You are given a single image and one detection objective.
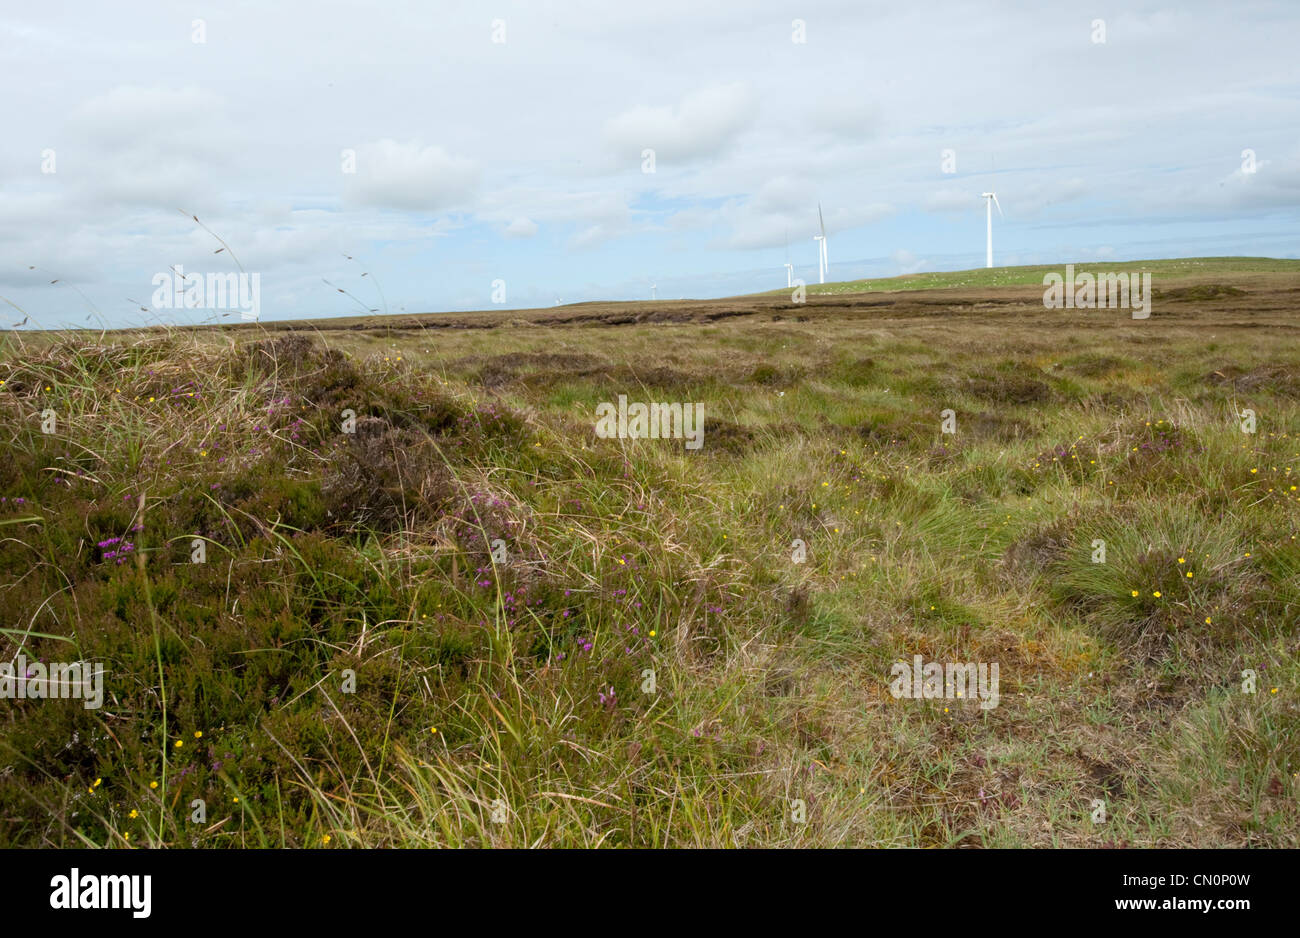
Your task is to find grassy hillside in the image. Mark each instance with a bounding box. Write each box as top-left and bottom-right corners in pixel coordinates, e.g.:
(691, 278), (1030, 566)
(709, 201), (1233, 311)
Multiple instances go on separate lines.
(0, 259), (1297, 847)
(757, 256), (1300, 297)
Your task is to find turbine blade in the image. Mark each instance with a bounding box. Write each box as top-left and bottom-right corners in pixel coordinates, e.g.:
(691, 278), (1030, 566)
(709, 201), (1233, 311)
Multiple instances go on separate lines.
(818, 203), (826, 239)
(993, 194), (1004, 217)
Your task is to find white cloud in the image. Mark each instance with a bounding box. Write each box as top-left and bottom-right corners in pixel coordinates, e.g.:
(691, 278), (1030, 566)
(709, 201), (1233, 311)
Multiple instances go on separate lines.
(64, 85), (241, 208)
(603, 82), (757, 163)
(711, 179), (894, 250)
(805, 97), (880, 139)
(344, 139), (479, 212)
(924, 188), (981, 215)
(504, 216), (539, 238)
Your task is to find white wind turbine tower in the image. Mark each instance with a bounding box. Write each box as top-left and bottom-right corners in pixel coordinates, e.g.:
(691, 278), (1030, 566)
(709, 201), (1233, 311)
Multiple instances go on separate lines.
(783, 263), (793, 288)
(981, 192), (1003, 268)
(813, 203), (828, 284)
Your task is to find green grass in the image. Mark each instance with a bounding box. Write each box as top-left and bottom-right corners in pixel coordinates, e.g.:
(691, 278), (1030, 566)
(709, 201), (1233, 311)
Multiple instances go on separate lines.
(754, 256), (1300, 297)
(0, 261), (1297, 847)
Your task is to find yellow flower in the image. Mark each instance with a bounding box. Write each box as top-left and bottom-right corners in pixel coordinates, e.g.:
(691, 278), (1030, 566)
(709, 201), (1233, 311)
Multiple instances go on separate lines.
(149, 781), (158, 789)
(322, 835), (332, 845)
(1131, 590), (1139, 597)
(174, 740), (183, 748)
(194, 730), (202, 738)
(93, 778), (102, 788)
(430, 727), (438, 734)
(649, 630), (656, 637)
(1185, 571), (1193, 578)
(129, 809), (138, 819)
(1204, 617), (1212, 625)
(1153, 591), (1162, 598)
(1177, 557), (1185, 564)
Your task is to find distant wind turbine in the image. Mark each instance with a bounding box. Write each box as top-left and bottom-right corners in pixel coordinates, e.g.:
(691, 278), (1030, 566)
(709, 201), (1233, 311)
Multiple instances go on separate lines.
(813, 203), (828, 284)
(783, 263), (793, 288)
(982, 192), (1003, 268)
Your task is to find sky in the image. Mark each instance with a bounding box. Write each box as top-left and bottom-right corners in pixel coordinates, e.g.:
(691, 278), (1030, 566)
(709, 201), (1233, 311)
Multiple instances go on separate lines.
(1, 0), (1298, 328)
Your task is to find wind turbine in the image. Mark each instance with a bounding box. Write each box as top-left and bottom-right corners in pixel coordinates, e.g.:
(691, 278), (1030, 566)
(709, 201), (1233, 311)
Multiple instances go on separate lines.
(783, 263), (793, 288)
(813, 204), (828, 284)
(651, 282), (657, 301)
(981, 192), (1003, 268)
